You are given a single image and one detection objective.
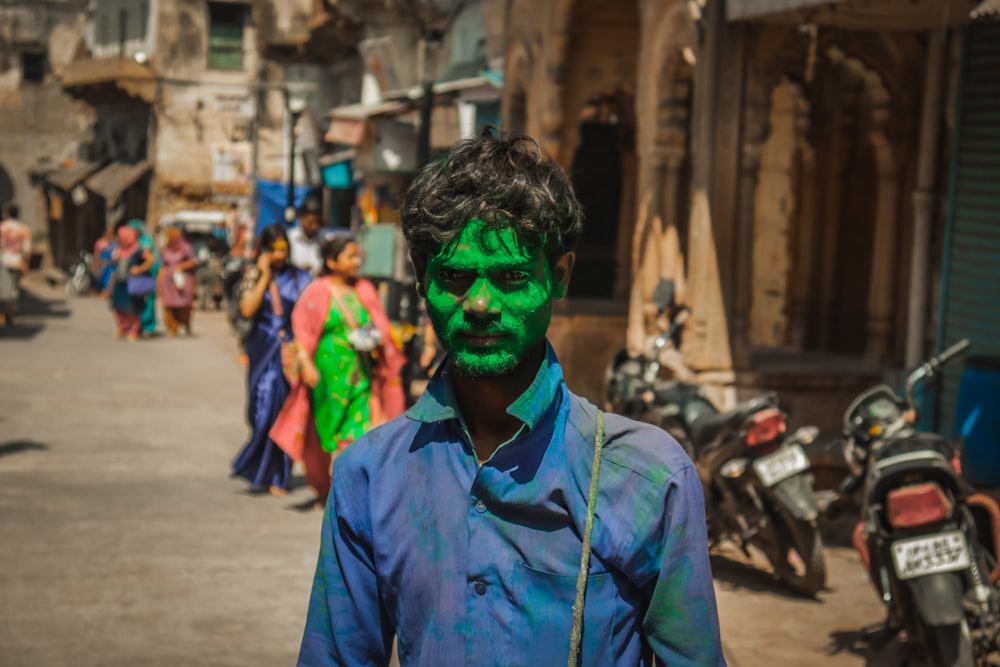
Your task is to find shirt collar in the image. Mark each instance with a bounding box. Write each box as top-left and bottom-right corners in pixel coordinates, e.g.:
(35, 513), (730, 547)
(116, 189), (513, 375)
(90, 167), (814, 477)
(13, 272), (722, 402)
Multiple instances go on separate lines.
(406, 341), (564, 432)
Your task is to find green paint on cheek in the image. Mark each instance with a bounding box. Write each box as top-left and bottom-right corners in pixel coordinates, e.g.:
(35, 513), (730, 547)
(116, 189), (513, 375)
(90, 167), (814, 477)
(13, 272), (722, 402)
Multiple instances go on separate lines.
(424, 219), (555, 378)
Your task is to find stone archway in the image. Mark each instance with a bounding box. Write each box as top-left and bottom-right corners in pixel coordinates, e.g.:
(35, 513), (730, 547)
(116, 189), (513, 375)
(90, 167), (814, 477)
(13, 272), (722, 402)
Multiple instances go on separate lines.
(627, 0), (697, 355)
(824, 47), (898, 365)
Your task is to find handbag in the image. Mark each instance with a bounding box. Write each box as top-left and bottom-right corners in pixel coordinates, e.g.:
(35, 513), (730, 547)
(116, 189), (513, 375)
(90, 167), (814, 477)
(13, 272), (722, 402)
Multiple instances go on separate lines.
(568, 409), (606, 667)
(330, 288), (382, 362)
(126, 273), (156, 297)
(268, 280), (303, 385)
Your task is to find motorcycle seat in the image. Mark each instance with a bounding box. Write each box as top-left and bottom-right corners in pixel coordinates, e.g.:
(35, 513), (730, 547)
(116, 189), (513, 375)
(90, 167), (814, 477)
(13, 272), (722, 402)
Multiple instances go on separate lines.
(689, 395), (776, 448)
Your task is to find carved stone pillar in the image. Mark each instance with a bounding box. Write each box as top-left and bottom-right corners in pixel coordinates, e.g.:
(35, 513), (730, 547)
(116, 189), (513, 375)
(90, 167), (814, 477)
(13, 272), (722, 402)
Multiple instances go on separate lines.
(732, 145), (760, 368)
(788, 150), (816, 350)
(865, 138), (901, 367)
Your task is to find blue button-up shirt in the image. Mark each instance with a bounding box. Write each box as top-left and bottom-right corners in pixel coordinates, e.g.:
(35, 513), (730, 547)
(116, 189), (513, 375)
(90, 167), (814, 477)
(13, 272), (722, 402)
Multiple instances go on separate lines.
(298, 344), (725, 666)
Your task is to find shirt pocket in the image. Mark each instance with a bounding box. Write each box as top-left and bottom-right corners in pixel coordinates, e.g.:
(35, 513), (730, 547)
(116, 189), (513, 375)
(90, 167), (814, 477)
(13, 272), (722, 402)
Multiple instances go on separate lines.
(508, 561), (615, 667)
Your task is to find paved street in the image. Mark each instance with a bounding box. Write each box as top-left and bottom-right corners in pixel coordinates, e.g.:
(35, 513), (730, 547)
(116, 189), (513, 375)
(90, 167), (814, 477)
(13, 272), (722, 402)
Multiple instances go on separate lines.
(0, 278), (323, 667)
(1, 277), (901, 666)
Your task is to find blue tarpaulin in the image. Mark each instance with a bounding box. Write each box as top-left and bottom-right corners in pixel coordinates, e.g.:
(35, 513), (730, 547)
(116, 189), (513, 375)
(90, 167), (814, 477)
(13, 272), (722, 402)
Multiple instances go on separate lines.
(256, 179), (313, 234)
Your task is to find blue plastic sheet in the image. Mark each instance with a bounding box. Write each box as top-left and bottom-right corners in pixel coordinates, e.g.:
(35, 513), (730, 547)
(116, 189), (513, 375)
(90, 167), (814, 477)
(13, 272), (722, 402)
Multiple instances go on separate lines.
(256, 179), (313, 234)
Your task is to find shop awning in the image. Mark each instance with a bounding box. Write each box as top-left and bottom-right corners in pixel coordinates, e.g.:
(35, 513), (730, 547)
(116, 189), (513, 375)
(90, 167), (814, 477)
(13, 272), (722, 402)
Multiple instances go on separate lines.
(326, 100), (409, 145)
(727, 0), (975, 28)
(32, 161), (102, 192)
(59, 57), (156, 104)
(85, 161), (152, 203)
(727, 0), (839, 20)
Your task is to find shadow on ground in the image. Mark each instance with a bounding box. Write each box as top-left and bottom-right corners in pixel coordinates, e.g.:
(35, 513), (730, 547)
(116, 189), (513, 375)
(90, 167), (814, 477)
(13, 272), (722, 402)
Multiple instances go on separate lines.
(0, 284), (71, 341)
(0, 440), (50, 458)
(709, 551), (822, 601)
(826, 627), (919, 667)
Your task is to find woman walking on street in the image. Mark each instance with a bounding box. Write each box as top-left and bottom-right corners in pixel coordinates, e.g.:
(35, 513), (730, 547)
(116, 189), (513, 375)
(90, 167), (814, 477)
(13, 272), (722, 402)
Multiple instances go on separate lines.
(159, 226), (197, 336)
(108, 223), (155, 341)
(271, 234), (405, 506)
(128, 219), (159, 338)
(232, 224), (312, 496)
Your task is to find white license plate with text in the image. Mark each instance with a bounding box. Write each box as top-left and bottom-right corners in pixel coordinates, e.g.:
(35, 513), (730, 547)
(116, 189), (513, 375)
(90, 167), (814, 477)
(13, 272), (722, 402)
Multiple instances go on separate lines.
(890, 531), (970, 580)
(753, 444), (810, 487)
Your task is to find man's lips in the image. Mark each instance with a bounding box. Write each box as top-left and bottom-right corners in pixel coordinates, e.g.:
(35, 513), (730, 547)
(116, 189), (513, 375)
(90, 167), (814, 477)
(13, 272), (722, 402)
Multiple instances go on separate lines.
(459, 331), (507, 345)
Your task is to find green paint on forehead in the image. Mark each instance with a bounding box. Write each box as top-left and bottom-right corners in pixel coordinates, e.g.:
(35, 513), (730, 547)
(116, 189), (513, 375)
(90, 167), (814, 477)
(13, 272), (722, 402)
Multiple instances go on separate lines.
(431, 218), (535, 268)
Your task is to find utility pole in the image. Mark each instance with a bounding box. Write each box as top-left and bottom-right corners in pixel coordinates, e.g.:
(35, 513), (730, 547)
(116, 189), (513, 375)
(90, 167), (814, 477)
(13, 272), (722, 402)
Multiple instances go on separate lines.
(284, 90), (306, 224)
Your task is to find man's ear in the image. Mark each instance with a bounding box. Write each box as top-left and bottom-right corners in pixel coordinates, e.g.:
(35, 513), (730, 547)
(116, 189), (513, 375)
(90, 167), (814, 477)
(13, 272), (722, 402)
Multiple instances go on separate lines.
(552, 252), (575, 300)
(410, 251), (428, 298)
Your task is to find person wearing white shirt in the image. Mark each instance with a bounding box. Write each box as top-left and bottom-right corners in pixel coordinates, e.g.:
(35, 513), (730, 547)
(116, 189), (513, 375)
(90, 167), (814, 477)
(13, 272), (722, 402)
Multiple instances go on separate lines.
(288, 194), (324, 275)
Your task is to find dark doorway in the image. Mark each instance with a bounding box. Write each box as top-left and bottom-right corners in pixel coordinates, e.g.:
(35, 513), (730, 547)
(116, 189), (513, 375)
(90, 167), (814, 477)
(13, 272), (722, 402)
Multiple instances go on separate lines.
(570, 99), (623, 299)
(0, 163), (15, 211)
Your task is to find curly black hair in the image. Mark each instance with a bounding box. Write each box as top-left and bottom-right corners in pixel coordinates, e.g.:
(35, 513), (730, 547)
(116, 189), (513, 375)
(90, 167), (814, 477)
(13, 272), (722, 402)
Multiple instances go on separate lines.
(400, 128), (584, 264)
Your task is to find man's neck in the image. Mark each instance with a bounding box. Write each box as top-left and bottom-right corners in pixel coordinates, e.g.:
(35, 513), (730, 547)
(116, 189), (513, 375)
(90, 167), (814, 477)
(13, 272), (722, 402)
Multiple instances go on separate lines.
(452, 344), (545, 463)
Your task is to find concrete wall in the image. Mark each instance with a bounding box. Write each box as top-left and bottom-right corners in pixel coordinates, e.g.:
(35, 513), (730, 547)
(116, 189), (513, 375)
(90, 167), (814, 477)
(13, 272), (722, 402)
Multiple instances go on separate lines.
(148, 0), (361, 225)
(0, 2), (93, 242)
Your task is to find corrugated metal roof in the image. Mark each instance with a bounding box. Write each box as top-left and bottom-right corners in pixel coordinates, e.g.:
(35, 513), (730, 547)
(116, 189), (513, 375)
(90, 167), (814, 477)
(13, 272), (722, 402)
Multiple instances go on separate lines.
(84, 161), (152, 203)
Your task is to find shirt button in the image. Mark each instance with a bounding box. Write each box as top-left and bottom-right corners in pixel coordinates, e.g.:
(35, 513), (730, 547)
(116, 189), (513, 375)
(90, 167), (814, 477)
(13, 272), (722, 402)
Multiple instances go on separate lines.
(475, 499), (487, 514)
(474, 581), (487, 596)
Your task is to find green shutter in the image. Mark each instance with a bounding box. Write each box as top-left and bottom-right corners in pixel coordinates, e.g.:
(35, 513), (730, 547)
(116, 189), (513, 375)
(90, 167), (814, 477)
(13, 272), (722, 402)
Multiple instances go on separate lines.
(937, 22), (1000, 437)
(208, 4), (244, 70)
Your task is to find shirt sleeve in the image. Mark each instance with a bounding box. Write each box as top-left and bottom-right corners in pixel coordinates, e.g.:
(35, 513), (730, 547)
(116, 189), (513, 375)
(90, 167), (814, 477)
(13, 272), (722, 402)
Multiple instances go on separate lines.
(631, 465), (727, 667)
(297, 463), (394, 667)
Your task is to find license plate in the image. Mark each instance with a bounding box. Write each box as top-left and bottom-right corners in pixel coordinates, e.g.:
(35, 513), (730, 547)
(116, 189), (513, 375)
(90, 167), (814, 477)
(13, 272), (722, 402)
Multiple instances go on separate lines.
(753, 444), (810, 487)
(890, 531), (970, 580)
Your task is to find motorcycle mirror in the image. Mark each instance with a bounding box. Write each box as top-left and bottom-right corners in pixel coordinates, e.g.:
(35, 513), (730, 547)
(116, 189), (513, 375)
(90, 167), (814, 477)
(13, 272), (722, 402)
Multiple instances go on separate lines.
(651, 280), (675, 310)
(791, 425), (819, 446)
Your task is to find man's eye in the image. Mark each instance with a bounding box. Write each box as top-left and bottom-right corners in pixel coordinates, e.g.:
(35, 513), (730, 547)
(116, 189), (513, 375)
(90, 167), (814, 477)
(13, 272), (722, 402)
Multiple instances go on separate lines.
(438, 269), (470, 283)
(498, 271), (529, 285)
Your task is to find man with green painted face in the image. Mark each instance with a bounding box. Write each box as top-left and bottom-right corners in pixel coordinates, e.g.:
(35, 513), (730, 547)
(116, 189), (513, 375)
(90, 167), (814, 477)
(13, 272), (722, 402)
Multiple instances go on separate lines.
(298, 130), (725, 666)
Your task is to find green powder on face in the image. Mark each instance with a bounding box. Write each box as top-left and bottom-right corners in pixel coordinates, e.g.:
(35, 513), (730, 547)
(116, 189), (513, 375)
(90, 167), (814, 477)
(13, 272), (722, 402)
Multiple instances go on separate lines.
(423, 219), (558, 379)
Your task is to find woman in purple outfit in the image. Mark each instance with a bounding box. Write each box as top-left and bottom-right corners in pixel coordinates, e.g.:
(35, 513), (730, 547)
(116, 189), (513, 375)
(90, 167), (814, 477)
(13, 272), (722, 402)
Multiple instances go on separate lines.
(159, 226), (198, 336)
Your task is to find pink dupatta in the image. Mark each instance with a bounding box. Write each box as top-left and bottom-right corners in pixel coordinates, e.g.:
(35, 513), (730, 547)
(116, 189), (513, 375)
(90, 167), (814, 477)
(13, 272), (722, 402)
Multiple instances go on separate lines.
(270, 277), (406, 460)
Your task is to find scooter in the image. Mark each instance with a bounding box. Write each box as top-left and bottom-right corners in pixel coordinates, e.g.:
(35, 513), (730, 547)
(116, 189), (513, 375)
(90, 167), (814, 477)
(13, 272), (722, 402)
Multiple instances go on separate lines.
(65, 250), (93, 297)
(604, 280), (827, 596)
(837, 339), (1000, 666)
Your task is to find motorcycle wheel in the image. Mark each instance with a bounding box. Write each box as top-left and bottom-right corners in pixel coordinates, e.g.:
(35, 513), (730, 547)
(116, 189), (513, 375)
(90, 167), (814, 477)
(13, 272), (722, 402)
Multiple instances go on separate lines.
(920, 618), (975, 667)
(769, 509), (827, 597)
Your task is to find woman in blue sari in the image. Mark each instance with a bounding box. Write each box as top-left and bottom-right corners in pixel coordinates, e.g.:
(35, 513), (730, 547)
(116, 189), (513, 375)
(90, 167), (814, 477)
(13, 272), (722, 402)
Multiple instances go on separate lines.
(232, 223), (312, 494)
(128, 219), (159, 337)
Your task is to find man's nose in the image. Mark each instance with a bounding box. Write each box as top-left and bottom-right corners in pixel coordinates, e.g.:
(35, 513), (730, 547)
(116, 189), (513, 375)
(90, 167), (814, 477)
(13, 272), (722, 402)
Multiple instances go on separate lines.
(464, 279), (499, 316)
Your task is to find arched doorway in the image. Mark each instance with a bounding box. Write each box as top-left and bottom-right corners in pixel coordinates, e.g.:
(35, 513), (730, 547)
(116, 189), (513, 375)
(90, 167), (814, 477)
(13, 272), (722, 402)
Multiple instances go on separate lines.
(570, 92), (634, 298)
(561, 0), (640, 299)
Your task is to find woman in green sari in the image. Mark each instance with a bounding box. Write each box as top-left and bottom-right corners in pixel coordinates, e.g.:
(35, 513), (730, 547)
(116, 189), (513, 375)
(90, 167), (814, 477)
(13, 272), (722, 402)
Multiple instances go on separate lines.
(128, 219), (159, 337)
(272, 234), (406, 505)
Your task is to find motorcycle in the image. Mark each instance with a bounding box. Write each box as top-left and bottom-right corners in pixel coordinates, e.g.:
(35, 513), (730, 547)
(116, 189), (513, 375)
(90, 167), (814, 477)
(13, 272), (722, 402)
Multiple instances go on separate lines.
(604, 280), (827, 596)
(65, 250), (93, 297)
(195, 244), (226, 311)
(837, 338), (1000, 666)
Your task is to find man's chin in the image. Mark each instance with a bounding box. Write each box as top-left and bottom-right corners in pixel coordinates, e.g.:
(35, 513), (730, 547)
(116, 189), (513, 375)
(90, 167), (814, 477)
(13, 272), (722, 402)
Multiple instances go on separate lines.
(450, 350), (519, 379)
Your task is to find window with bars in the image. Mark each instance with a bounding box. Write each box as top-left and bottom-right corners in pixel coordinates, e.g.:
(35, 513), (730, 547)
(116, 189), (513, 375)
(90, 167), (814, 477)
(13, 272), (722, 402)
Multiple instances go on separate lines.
(208, 3), (245, 70)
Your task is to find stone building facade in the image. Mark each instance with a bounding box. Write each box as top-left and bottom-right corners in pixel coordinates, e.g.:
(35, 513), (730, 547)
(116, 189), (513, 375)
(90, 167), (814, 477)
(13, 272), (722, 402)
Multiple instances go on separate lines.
(49, 0), (362, 245)
(0, 0), (93, 261)
(504, 0), (968, 434)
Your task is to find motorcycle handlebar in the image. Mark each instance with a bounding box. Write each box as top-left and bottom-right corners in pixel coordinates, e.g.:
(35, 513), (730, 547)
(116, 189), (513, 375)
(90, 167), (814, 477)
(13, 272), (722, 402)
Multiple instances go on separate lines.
(930, 338), (971, 372)
(904, 338), (971, 412)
